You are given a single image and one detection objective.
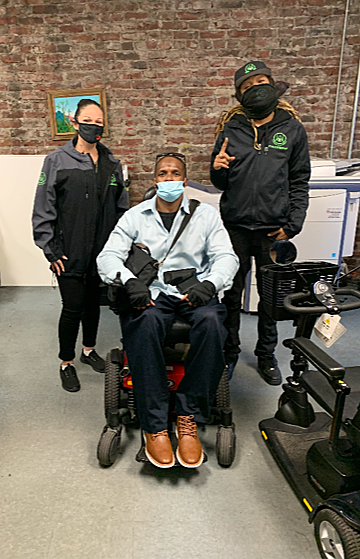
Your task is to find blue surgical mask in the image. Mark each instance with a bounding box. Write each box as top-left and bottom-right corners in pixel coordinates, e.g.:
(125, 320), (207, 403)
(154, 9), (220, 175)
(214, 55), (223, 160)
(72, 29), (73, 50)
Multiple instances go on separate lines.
(156, 181), (185, 202)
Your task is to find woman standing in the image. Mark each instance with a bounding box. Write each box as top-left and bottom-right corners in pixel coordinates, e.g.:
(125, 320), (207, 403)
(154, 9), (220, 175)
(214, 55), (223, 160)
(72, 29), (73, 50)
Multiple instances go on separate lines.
(210, 61), (310, 385)
(33, 99), (128, 392)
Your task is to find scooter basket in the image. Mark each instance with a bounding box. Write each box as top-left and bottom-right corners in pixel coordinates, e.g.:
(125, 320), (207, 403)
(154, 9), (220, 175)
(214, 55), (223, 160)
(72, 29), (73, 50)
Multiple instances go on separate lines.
(261, 261), (339, 320)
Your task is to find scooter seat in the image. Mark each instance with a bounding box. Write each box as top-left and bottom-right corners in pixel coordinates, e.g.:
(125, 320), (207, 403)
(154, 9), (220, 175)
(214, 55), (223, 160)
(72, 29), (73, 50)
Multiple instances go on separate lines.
(301, 366), (360, 419)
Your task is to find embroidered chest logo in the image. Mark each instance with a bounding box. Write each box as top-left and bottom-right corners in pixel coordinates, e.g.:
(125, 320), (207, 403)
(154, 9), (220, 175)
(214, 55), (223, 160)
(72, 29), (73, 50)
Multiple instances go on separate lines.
(269, 132), (288, 150)
(245, 63), (257, 73)
(109, 174), (117, 186)
(38, 172), (47, 185)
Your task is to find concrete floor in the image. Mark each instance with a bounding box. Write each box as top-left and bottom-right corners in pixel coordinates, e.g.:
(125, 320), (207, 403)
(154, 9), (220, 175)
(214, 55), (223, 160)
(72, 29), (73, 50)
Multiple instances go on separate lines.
(1, 287), (360, 559)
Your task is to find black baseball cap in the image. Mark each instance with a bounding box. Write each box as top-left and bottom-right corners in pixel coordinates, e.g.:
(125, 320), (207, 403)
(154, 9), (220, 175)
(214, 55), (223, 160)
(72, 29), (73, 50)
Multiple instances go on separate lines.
(234, 61), (272, 89)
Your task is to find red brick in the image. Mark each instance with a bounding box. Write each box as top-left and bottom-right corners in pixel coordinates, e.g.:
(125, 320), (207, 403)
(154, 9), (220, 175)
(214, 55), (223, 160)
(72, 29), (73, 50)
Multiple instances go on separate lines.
(124, 12), (148, 19)
(207, 78), (232, 87)
(60, 25), (84, 33)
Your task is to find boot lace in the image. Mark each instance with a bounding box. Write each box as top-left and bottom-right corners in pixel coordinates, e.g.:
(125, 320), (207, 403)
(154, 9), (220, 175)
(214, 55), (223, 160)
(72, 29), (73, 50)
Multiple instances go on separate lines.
(150, 430), (169, 441)
(178, 415), (197, 439)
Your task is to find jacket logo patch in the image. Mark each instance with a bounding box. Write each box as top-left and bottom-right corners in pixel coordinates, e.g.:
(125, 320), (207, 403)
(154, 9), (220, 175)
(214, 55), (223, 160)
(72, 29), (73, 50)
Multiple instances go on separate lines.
(110, 174), (117, 186)
(269, 132), (288, 150)
(38, 172), (47, 185)
(245, 63), (256, 73)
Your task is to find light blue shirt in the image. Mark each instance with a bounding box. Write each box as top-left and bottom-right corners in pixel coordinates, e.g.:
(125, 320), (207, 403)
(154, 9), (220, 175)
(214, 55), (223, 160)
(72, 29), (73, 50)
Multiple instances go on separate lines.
(97, 195), (239, 300)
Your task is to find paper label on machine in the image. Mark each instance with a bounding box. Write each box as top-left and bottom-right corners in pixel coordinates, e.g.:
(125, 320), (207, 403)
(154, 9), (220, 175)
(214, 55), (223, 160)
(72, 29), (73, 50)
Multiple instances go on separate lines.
(314, 313), (347, 348)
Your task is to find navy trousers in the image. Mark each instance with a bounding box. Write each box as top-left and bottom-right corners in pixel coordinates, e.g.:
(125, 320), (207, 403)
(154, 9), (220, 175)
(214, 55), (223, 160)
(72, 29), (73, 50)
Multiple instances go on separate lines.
(223, 228), (278, 359)
(120, 293), (228, 433)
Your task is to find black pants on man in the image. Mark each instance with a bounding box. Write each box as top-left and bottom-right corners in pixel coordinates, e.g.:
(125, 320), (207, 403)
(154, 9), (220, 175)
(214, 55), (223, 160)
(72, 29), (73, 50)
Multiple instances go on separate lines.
(120, 293), (227, 434)
(223, 228), (277, 359)
(57, 272), (101, 361)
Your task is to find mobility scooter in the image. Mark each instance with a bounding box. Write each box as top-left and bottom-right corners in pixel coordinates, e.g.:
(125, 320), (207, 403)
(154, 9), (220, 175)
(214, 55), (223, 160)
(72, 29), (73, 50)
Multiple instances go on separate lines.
(259, 241), (360, 558)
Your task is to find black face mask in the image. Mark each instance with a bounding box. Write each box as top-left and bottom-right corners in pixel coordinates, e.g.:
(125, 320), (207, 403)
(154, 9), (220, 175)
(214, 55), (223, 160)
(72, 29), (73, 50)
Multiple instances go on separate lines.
(239, 83), (278, 120)
(77, 123), (104, 144)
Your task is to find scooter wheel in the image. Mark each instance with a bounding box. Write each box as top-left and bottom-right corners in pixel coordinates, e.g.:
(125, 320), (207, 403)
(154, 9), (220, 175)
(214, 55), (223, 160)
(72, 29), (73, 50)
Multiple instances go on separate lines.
(216, 425), (236, 468)
(314, 508), (360, 559)
(97, 429), (121, 467)
(104, 351), (122, 419)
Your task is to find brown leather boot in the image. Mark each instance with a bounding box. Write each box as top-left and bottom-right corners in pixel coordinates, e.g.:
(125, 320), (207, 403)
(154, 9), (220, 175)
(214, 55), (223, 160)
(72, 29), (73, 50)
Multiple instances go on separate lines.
(144, 430), (175, 468)
(176, 415), (204, 468)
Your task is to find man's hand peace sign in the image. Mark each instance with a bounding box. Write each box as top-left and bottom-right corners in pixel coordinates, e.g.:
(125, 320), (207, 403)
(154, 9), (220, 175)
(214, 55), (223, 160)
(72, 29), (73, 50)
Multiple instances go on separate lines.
(213, 137), (235, 170)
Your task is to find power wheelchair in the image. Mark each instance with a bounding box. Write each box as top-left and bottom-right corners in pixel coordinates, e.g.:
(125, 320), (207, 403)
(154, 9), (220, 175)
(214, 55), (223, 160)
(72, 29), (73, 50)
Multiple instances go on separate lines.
(97, 186), (236, 469)
(259, 241), (360, 559)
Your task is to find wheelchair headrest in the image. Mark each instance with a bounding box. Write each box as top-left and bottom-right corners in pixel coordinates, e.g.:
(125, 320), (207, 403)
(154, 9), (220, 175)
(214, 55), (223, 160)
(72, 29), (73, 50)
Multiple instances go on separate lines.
(143, 186), (157, 201)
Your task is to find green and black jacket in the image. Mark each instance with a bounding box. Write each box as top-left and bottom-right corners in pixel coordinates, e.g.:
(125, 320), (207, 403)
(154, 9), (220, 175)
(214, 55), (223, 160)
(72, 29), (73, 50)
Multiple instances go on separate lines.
(210, 109), (310, 239)
(32, 139), (129, 276)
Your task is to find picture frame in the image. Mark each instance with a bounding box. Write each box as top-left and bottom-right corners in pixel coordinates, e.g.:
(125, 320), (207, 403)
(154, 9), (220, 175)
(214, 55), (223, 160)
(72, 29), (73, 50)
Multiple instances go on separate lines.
(46, 87), (109, 140)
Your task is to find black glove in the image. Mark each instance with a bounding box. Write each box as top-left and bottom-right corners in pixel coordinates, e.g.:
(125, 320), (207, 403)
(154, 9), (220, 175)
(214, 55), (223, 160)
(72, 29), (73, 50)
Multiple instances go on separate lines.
(125, 278), (152, 308)
(185, 280), (216, 307)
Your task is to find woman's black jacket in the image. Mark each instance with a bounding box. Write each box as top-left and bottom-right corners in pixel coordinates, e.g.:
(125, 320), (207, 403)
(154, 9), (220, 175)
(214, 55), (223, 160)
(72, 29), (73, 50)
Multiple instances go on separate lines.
(32, 139), (129, 276)
(210, 109), (310, 239)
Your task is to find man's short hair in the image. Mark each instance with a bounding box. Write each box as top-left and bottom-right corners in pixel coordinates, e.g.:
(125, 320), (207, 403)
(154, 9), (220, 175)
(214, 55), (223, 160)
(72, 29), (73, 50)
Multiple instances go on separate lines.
(155, 152), (187, 175)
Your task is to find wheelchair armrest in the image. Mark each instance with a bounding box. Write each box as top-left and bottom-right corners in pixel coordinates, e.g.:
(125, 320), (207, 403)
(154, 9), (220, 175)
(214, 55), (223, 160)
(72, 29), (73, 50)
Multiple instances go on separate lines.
(290, 337), (345, 382)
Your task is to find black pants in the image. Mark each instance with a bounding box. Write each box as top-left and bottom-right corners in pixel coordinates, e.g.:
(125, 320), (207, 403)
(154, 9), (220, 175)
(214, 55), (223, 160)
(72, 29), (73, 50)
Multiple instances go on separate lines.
(57, 273), (101, 361)
(223, 228), (277, 358)
(120, 293), (227, 433)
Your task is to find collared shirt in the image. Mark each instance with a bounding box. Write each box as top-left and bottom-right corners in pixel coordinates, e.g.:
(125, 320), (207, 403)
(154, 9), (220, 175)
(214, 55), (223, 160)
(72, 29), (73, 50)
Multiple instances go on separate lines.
(97, 194), (239, 300)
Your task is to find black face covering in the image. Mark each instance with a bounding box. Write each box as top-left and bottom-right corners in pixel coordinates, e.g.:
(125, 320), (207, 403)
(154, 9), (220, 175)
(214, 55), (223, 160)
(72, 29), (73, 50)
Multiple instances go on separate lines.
(240, 83), (278, 120)
(77, 123), (104, 144)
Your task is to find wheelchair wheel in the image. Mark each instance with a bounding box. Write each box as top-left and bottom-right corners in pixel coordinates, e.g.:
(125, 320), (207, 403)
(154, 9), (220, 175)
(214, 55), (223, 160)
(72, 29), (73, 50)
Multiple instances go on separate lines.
(216, 424), (236, 468)
(104, 351), (122, 420)
(97, 428), (121, 467)
(314, 508), (360, 559)
(215, 369), (230, 409)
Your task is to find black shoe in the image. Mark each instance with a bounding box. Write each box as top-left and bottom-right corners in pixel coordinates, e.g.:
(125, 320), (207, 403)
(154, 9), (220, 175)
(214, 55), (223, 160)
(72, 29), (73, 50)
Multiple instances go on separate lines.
(60, 364), (80, 392)
(80, 349), (105, 373)
(257, 355), (282, 386)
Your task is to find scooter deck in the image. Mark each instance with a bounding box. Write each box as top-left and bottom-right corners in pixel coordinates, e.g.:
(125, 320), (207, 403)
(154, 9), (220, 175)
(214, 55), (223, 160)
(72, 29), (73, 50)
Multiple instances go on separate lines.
(259, 412), (334, 517)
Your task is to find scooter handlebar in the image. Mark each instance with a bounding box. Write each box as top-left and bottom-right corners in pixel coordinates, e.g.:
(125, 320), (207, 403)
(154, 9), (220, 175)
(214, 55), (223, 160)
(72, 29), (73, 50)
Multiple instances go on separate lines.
(283, 287), (360, 315)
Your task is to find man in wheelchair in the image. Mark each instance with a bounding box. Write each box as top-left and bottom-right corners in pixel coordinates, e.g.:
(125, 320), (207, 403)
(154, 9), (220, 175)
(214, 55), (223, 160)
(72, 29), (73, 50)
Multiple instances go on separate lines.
(97, 153), (239, 469)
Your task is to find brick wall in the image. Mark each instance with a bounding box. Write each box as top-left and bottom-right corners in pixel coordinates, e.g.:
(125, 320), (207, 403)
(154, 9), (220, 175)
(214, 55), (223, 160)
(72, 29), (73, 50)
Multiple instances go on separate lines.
(1, 0), (360, 258)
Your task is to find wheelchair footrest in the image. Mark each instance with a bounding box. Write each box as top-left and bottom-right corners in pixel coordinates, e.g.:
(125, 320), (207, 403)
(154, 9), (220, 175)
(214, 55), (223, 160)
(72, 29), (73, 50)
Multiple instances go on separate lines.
(135, 431), (208, 466)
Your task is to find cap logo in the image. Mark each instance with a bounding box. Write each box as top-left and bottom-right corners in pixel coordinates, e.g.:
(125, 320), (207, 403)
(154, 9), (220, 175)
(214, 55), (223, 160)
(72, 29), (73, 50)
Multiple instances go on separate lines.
(245, 63), (257, 73)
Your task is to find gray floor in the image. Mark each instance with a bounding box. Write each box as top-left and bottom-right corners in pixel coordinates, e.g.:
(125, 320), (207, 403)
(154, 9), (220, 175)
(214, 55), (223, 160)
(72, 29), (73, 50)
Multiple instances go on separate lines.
(1, 287), (360, 559)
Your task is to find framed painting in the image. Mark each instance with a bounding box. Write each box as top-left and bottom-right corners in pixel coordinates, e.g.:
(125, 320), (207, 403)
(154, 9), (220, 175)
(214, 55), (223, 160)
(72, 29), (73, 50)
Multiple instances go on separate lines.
(47, 87), (108, 140)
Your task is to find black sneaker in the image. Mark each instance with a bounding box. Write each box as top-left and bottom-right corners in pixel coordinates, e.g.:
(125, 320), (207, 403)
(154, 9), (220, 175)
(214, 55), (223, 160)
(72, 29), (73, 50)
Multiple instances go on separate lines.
(60, 364), (80, 392)
(80, 349), (105, 373)
(257, 355), (282, 386)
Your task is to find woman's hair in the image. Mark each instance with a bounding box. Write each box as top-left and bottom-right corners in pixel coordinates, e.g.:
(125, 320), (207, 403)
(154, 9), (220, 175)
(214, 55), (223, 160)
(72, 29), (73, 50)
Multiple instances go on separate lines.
(216, 79), (299, 149)
(74, 98), (103, 122)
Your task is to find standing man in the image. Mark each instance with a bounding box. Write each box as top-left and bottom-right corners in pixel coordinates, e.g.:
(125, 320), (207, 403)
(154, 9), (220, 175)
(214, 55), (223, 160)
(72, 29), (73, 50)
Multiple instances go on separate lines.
(210, 60), (310, 385)
(97, 153), (238, 469)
